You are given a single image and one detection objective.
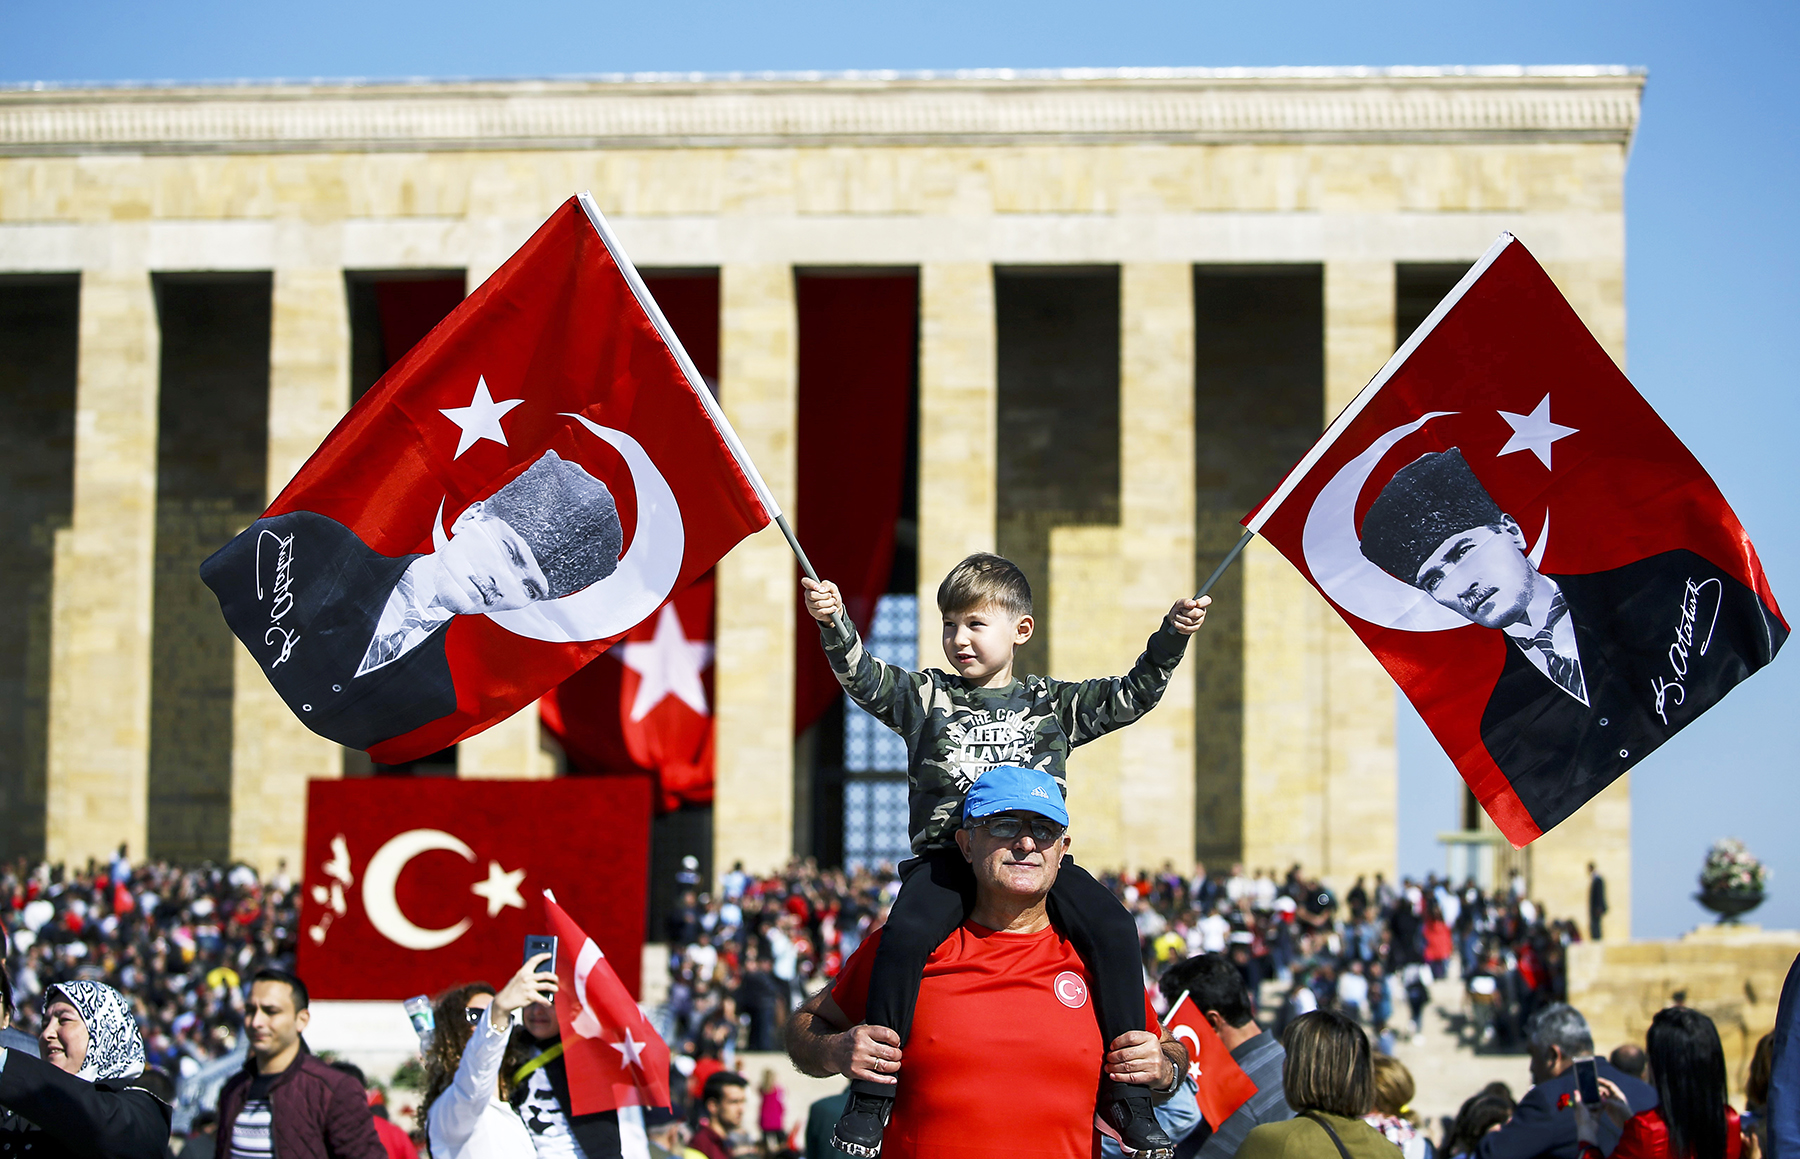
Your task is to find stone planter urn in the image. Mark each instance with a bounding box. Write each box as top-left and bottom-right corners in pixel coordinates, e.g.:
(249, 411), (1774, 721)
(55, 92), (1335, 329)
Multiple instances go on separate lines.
(1696, 890), (1765, 924)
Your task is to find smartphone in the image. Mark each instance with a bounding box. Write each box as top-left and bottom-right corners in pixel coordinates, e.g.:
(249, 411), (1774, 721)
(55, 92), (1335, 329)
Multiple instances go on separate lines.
(1574, 1057), (1601, 1106)
(524, 934), (558, 970)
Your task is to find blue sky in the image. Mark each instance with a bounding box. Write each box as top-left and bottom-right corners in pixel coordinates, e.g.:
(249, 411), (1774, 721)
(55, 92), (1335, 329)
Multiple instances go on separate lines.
(8, 1), (1796, 939)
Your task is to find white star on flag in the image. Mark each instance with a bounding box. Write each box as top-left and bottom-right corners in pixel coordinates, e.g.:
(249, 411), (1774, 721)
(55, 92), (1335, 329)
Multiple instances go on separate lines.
(440, 376), (525, 459)
(617, 604), (714, 722)
(470, 860), (527, 917)
(611, 1028), (646, 1070)
(1497, 394), (1578, 470)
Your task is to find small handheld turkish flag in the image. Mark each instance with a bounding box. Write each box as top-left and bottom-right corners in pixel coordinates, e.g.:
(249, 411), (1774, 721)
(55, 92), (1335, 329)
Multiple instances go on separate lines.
(543, 891), (672, 1115)
(1246, 234), (1786, 845)
(201, 194), (774, 763)
(1164, 992), (1257, 1128)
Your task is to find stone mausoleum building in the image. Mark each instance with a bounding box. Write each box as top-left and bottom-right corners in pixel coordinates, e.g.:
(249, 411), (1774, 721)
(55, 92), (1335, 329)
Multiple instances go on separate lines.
(0, 66), (1642, 934)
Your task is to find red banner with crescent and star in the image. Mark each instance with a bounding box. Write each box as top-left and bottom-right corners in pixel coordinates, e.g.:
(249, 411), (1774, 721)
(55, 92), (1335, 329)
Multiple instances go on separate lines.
(295, 777), (650, 1001)
(1245, 235), (1786, 846)
(201, 195), (772, 764)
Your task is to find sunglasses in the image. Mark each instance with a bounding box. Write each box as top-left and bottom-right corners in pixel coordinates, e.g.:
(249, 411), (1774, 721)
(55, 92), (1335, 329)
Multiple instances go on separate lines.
(974, 817), (1065, 844)
(463, 1005), (487, 1025)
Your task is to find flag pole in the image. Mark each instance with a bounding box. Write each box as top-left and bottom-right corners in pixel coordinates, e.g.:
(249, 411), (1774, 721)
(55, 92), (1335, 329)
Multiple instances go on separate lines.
(575, 194), (816, 577)
(1196, 530), (1254, 600)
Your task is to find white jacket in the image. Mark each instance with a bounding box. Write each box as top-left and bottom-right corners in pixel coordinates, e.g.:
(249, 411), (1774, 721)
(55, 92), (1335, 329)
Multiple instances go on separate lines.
(428, 1008), (536, 1159)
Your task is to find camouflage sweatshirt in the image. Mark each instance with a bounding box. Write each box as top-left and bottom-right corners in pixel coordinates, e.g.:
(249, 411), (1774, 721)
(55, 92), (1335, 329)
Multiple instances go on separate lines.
(818, 614), (1189, 853)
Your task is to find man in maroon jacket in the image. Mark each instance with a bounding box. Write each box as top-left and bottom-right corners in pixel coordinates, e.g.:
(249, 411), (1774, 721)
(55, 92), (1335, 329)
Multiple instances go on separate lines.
(216, 969), (383, 1159)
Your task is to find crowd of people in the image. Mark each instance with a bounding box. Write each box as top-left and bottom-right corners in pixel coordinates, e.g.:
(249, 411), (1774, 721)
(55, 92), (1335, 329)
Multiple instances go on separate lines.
(0, 850), (299, 1075)
(2, 848), (1793, 1159)
(1096, 862), (1582, 1053)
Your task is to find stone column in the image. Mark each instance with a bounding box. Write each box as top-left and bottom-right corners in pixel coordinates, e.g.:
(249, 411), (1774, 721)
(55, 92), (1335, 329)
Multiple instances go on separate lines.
(916, 263), (997, 661)
(713, 263), (797, 877)
(1053, 265), (1197, 870)
(1116, 264), (1198, 869)
(45, 269), (159, 866)
(1318, 261), (1399, 889)
(459, 705), (556, 778)
(229, 269), (349, 874)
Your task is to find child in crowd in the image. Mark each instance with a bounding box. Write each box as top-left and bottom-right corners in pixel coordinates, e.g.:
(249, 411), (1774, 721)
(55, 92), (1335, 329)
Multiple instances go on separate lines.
(802, 552), (1208, 1159)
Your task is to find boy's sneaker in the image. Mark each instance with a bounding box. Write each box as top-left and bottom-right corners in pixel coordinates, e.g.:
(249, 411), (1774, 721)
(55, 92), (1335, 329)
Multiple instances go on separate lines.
(833, 1090), (895, 1159)
(1100, 1094), (1176, 1159)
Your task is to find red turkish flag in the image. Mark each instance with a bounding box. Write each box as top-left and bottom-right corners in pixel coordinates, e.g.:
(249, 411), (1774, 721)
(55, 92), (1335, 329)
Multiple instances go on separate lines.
(541, 575), (716, 812)
(1163, 993), (1257, 1128)
(544, 892), (672, 1114)
(1245, 234), (1786, 846)
(202, 195), (773, 763)
(294, 777), (651, 1000)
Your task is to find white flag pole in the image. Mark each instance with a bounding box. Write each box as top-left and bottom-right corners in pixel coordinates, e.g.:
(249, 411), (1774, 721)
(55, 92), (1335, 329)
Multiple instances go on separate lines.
(575, 192), (825, 584)
(1196, 231), (1519, 599)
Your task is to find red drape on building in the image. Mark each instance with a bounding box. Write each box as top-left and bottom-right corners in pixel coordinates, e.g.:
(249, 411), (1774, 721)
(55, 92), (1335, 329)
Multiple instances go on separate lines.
(793, 274), (917, 735)
(374, 277), (466, 367)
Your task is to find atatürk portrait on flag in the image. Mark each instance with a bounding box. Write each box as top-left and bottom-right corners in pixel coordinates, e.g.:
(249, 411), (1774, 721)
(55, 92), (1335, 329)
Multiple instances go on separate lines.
(205, 450), (625, 751)
(1354, 444), (1781, 833)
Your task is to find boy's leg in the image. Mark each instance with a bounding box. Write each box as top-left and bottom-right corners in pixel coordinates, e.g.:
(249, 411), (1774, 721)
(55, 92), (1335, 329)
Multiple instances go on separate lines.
(1045, 858), (1146, 1049)
(834, 848), (973, 1158)
(858, 848), (976, 1055)
(1046, 859), (1174, 1159)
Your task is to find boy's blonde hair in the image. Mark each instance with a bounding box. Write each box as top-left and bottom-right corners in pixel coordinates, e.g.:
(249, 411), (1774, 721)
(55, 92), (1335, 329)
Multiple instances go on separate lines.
(937, 553), (1032, 619)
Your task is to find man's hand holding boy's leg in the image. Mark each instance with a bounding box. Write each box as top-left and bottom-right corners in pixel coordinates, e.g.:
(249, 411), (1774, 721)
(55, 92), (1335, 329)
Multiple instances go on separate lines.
(1166, 595), (1211, 635)
(803, 577), (844, 623)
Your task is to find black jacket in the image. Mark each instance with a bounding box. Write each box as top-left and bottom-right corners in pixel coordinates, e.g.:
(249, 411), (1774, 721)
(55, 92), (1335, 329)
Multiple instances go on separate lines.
(0, 1048), (171, 1159)
(1477, 1061), (1655, 1159)
(202, 510), (457, 750)
(1481, 550), (1786, 833)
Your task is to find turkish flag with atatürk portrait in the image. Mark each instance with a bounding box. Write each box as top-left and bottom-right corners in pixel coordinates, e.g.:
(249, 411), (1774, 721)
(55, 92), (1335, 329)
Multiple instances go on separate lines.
(295, 777), (650, 1001)
(1246, 234), (1786, 846)
(201, 194), (773, 764)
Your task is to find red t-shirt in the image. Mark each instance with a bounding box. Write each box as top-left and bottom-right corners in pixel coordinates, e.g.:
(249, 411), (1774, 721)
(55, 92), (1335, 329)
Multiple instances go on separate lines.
(832, 921), (1160, 1159)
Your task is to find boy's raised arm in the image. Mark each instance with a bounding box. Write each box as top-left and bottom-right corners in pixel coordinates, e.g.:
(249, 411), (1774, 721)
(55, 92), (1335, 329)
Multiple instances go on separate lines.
(803, 577), (931, 736)
(1056, 596), (1209, 745)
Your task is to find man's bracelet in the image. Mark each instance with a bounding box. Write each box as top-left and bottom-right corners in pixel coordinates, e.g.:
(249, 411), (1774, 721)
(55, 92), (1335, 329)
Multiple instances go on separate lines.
(1153, 1045), (1184, 1094)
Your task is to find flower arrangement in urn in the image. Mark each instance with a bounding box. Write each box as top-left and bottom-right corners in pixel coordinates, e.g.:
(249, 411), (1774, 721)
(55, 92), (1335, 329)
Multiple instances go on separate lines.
(1696, 838), (1769, 923)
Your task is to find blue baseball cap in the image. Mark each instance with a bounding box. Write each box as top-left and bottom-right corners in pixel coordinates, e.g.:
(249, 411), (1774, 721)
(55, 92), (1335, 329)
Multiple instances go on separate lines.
(963, 765), (1069, 828)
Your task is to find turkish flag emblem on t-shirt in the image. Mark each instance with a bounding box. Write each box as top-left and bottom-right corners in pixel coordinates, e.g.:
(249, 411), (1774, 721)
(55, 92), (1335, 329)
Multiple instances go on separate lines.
(1246, 234), (1786, 845)
(201, 195), (771, 763)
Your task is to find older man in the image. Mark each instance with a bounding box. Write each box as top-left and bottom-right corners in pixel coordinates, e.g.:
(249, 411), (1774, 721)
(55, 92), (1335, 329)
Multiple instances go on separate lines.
(1478, 1004), (1656, 1159)
(786, 767), (1186, 1159)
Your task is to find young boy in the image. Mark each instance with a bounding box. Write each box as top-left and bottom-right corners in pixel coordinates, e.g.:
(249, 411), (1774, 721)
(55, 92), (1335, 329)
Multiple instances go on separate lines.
(802, 552), (1208, 1159)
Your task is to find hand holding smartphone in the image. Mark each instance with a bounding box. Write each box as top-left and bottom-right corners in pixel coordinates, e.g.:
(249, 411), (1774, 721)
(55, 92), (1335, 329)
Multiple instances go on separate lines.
(525, 934), (558, 970)
(1574, 1057), (1601, 1106)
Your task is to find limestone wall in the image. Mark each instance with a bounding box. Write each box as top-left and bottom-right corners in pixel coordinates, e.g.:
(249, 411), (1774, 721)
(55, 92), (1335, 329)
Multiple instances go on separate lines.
(1567, 925), (1800, 1097)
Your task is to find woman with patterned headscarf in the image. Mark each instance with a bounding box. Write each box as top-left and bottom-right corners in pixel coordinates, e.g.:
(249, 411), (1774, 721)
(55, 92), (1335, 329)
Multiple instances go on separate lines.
(0, 979), (171, 1159)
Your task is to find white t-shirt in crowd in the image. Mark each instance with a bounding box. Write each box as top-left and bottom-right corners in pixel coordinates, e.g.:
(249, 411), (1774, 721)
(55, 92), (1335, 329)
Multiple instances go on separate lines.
(1198, 913), (1230, 954)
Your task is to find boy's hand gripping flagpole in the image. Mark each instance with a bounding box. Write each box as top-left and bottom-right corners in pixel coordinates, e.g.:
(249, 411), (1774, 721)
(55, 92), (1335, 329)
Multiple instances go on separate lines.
(577, 193), (824, 585)
(1193, 232), (1518, 601)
